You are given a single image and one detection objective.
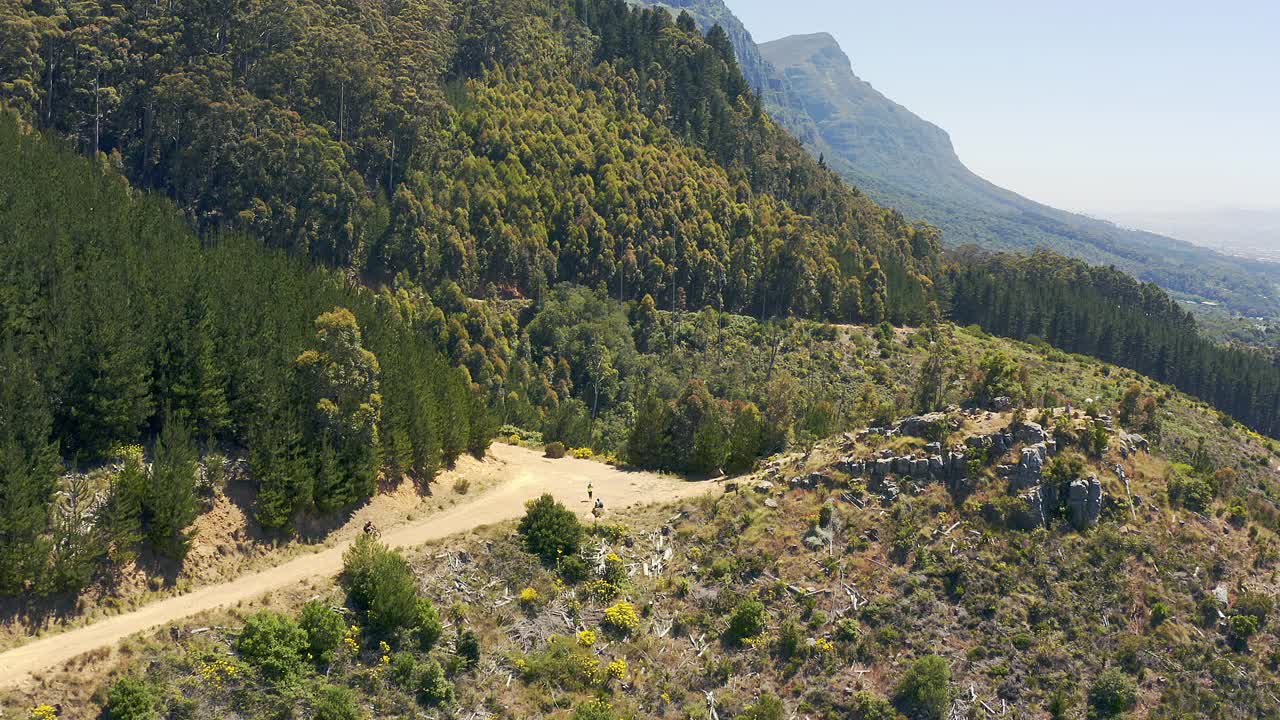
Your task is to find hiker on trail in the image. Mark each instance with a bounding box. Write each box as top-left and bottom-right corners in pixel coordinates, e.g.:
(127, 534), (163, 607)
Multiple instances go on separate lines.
(592, 497), (604, 518)
(363, 520), (378, 537)
(588, 482), (594, 499)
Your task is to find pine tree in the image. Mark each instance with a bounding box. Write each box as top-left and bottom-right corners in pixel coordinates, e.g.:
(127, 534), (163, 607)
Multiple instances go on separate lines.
(100, 455), (146, 565)
(143, 415), (199, 560)
(0, 345), (58, 593)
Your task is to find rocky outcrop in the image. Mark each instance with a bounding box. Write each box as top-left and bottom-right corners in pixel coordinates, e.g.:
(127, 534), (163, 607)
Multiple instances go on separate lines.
(1068, 474), (1103, 530)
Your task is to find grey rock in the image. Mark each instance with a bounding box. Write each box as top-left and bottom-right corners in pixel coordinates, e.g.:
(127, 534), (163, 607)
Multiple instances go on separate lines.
(911, 458), (930, 479)
(1009, 489), (1046, 529)
(873, 458), (892, 477)
(753, 480), (775, 494)
(991, 396), (1012, 411)
(763, 498), (779, 508)
(1067, 474), (1103, 530)
(928, 455), (945, 477)
(925, 442), (942, 455)
(1013, 421), (1047, 445)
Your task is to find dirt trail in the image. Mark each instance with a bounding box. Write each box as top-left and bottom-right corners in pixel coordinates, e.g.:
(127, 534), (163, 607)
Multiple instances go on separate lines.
(0, 443), (714, 690)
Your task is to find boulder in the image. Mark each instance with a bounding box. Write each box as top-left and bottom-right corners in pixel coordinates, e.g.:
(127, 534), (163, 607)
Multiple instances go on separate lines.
(1068, 474), (1103, 530)
(1012, 421), (1047, 445)
(1009, 489), (1046, 529)
(753, 480), (775, 494)
(1012, 444), (1047, 490)
(873, 458), (892, 477)
(896, 412), (951, 439)
(928, 455), (945, 478)
(924, 441), (942, 455)
(991, 396), (1012, 411)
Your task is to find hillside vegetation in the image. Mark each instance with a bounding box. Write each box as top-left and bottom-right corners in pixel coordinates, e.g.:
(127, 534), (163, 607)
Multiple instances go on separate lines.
(8, 324), (1280, 718)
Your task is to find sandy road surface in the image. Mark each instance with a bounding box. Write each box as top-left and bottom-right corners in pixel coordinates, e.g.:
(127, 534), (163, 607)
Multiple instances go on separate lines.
(0, 443), (714, 689)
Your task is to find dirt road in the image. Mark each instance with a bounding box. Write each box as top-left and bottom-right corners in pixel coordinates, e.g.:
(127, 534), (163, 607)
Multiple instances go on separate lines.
(0, 443), (714, 689)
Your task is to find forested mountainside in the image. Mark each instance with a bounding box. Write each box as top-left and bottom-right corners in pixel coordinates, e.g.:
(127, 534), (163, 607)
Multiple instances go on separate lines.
(0, 115), (488, 594)
(623, 0), (1280, 318)
(0, 0), (937, 324)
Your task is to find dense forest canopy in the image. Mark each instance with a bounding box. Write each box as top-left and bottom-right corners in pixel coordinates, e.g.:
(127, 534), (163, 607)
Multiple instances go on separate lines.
(0, 114), (487, 594)
(0, 0), (936, 324)
(948, 250), (1280, 437)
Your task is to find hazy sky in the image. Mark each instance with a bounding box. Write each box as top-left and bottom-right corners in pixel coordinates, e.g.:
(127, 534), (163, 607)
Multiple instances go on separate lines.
(727, 0), (1280, 215)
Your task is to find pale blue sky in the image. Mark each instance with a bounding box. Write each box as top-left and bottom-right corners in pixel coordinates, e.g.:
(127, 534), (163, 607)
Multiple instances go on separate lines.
(728, 0), (1279, 215)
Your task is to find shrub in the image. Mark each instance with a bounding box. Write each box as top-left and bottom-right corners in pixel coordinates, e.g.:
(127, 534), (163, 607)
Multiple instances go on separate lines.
(894, 655), (952, 720)
(544, 441), (566, 458)
(313, 684), (362, 720)
(389, 651), (417, 687)
(1149, 601), (1172, 626)
(777, 618), (803, 659)
(726, 599), (767, 642)
(1233, 590), (1274, 628)
(104, 676), (155, 720)
(417, 658), (454, 706)
(835, 618), (861, 643)
(517, 494), (583, 564)
(572, 701), (616, 720)
(740, 693), (785, 720)
(603, 600), (641, 635)
(519, 586), (541, 608)
(456, 628), (480, 669)
(849, 691), (898, 720)
(299, 600), (347, 666)
(606, 657), (628, 681)
(571, 446), (593, 459)
(557, 554), (590, 583)
(235, 611), (308, 680)
(1227, 613), (1259, 647)
(1088, 668), (1137, 717)
(1167, 464), (1214, 512)
(414, 597), (443, 651)
(341, 535), (418, 635)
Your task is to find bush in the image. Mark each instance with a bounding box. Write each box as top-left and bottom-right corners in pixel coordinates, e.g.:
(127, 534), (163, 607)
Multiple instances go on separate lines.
(557, 554), (590, 583)
(414, 597), (443, 651)
(726, 599), (767, 642)
(104, 676), (155, 720)
(835, 618), (861, 643)
(341, 535), (419, 635)
(1149, 601), (1172, 626)
(1088, 668), (1137, 717)
(740, 693), (785, 720)
(1233, 590), (1273, 628)
(571, 700), (616, 720)
(544, 441), (566, 458)
(299, 600), (347, 666)
(1228, 613), (1259, 647)
(456, 628), (481, 669)
(235, 611), (309, 680)
(313, 684), (363, 720)
(603, 600), (641, 635)
(777, 618), (803, 659)
(417, 658), (454, 706)
(517, 494), (583, 564)
(389, 651), (417, 687)
(1167, 464), (1215, 512)
(894, 655), (952, 720)
(849, 691), (898, 720)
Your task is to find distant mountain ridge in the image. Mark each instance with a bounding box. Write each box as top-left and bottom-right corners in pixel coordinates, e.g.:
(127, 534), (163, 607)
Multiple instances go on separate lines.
(630, 1), (1280, 318)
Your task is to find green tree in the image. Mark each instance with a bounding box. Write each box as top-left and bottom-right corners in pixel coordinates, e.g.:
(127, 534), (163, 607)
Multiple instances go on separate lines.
(626, 392), (672, 469)
(313, 684), (364, 720)
(894, 655), (952, 720)
(725, 402), (765, 474)
(299, 600), (347, 666)
(727, 599), (767, 642)
(414, 597), (444, 651)
(417, 657), (454, 706)
(849, 691), (900, 720)
(104, 676), (156, 720)
(100, 455), (146, 565)
(1087, 668), (1137, 718)
(517, 493), (583, 564)
(0, 346), (58, 593)
(340, 535), (418, 635)
(143, 415), (198, 560)
(235, 611), (309, 680)
(295, 308), (382, 511)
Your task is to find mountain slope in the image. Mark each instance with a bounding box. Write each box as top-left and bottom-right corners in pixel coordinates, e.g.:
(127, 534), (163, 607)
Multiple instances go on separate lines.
(758, 31), (1280, 317)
